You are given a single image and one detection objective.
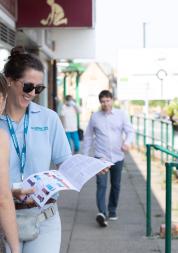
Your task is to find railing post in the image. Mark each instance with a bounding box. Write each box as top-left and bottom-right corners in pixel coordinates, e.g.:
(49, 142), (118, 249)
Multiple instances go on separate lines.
(161, 122), (164, 162)
(136, 116), (140, 150)
(152, 119), (155, 156)
(172, 126), (174, 153)
(146, 144), (152, 236)
(130, 115), (133, 124)
(165, 162), (172, 253)
(166, 123), (169, 160)
(144, 117), (146, 146)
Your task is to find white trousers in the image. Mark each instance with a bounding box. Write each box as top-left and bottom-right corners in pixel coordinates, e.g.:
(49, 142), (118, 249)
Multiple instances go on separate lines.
(5, 204), (61, 253)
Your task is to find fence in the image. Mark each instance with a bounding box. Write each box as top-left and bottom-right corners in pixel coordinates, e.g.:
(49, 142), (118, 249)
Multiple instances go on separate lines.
(130, 115), (176, 162)
(146, 144), (178, 253)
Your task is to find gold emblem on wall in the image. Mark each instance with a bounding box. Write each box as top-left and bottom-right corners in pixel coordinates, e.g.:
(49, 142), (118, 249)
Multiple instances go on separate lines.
(41, 0), (68, 26)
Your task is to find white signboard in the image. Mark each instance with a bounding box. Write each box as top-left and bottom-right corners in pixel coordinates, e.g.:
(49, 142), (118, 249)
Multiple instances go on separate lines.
(117, 49), (178, 100)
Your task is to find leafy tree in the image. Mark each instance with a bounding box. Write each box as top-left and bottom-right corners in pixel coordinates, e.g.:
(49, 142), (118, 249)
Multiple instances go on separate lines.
(164, 98), (178, 126)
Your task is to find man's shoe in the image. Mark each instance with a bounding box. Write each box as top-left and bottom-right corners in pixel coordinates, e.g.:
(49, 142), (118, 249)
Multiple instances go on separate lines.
(96, 213), (108, 227)
(109, 213), (118, 220)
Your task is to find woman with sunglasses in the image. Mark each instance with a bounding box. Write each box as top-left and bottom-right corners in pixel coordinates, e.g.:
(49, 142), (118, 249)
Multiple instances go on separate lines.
(0, 73), (20, 253)
(1, 46), (72, 253)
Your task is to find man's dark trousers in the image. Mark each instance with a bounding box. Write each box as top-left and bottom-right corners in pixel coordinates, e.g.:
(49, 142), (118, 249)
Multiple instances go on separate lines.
(96, 160), (124, 216)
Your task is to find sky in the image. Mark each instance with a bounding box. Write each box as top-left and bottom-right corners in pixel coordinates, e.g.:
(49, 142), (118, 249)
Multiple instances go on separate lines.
(95, 0), (178, 67)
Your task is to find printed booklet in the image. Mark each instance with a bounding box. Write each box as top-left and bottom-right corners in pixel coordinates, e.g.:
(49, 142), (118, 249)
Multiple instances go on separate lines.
(22, 154), (113, 208)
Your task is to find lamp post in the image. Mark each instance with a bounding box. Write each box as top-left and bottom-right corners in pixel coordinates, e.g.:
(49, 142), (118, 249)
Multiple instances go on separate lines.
(156, 69), (167, 99)
(143, 22), (149, 117)
(143, 22), (147, 48)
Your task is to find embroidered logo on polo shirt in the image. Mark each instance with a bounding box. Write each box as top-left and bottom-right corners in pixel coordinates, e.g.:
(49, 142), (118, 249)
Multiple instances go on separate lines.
(31, 126), (48, 131)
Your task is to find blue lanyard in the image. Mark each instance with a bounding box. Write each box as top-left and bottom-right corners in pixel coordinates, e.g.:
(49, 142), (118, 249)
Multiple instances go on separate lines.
(6, 108), (29, 181)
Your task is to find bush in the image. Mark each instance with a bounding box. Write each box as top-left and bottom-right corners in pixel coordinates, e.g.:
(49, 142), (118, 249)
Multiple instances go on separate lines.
(164, 98), (178, 126)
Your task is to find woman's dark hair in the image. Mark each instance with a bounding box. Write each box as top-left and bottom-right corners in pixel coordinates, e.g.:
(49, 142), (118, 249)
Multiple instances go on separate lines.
(3, 46), (44, 80)
(98, 90), (113, 101)
(0, 73), (8, 98)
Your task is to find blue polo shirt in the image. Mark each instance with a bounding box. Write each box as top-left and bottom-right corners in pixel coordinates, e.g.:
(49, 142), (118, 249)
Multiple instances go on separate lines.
(0, 102), (72, 185)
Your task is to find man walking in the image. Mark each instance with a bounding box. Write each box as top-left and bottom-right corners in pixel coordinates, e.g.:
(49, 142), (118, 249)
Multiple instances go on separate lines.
(82, 90), (134, 227)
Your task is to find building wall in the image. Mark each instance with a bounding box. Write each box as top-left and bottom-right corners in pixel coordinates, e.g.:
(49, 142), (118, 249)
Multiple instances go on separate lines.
(79, 63), (109, 128)
(51, 29), (96, 60)
(0, 1), (16, 72)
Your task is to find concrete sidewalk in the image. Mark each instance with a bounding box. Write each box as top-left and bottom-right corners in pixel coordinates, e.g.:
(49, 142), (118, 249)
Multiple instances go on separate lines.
(58, 152), (178, 253)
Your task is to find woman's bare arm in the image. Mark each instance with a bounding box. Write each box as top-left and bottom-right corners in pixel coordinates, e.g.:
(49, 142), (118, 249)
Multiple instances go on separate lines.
(0, 130), (19, 253)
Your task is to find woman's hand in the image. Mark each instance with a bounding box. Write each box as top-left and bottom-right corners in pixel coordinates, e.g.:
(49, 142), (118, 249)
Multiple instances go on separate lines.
(97, 157), (111, 175)
(97, 167), (110, 175)
(12, 188), (35, 204)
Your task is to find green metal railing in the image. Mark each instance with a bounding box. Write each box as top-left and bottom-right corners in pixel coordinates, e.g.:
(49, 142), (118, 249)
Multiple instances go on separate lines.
(146, 144), (178, 253)
(131, 115), (175, 154)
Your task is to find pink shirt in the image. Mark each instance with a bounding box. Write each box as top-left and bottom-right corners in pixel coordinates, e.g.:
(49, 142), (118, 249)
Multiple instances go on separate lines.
(82, 108), (134, 163)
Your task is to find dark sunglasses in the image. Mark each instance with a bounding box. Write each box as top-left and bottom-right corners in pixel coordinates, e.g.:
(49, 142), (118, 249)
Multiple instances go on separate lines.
(23, 82), (46, 94)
